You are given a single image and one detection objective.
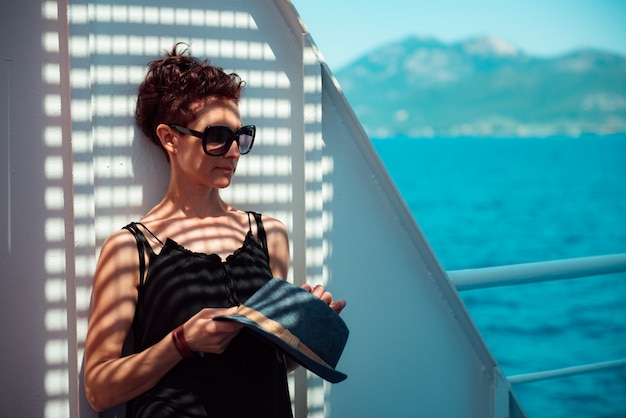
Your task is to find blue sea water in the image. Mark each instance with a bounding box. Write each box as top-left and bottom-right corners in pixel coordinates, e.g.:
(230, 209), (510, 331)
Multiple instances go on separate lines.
(372, 135), (626, 418)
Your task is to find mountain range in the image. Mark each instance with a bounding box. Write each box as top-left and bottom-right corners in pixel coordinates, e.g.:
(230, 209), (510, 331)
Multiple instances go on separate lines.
(334, 36), (626, 138)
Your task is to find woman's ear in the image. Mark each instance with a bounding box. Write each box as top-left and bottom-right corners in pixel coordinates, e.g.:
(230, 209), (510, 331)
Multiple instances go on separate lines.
(156, 124), (177, 156)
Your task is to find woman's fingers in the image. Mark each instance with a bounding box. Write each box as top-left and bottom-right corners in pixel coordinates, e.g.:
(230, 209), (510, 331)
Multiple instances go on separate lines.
(301, 283), (346, 314)
(329, 299), (347, 314)
(184, 307), (244, 354)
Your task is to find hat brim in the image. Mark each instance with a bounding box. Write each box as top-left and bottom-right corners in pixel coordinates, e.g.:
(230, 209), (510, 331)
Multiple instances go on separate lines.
(220, 312), (348, 383)
(214, 278), (348, 383)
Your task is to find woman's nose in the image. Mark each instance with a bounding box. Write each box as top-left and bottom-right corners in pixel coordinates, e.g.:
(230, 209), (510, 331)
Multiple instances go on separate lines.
(223, 137), (241, 158)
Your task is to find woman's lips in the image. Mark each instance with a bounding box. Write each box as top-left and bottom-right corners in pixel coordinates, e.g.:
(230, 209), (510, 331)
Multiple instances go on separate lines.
(216, 165), (235, 173)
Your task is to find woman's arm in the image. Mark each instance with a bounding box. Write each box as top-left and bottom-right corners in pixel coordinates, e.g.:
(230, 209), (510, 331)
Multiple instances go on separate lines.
(262, 215), (290, 280)
(262, 215), (346, 373)
(83, 230), (242, 411)
(83, 230), (182, 411)
(263, 215), (346, 313)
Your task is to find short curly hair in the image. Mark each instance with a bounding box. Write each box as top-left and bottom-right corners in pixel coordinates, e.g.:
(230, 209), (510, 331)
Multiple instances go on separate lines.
(135, 43), (245, 159)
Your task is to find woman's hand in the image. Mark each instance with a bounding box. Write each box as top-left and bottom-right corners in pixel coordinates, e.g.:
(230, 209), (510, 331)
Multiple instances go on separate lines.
(301, 284), (347, 314)
(182, 307), (244, 354)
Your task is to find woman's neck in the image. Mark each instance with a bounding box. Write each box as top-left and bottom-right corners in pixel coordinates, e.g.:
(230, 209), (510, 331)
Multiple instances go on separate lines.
(149, 184), (233, 220)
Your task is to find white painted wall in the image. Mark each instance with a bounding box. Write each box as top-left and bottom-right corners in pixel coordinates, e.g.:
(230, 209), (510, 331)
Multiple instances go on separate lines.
(0, 1), (514, 417)
(1, 0), (78, 416)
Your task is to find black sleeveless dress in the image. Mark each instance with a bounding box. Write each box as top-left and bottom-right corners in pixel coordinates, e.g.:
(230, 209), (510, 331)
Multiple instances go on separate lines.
(122, 212), (292, 418)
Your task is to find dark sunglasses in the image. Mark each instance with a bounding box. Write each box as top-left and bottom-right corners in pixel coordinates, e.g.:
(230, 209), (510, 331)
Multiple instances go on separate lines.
(167, 124), (256, 156)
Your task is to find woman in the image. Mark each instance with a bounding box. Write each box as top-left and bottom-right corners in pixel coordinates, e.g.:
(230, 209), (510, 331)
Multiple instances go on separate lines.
(84, 43), (346, 417)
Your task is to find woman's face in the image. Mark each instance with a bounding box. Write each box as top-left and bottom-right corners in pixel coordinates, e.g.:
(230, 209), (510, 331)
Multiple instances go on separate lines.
(171, 100), (246, 189)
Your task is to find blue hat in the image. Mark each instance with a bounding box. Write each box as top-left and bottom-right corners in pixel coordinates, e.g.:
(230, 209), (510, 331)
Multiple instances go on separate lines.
(216, 278), (349, 383)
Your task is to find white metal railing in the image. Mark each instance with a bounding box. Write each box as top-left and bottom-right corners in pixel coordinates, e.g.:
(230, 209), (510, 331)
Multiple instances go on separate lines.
(448, 253), (626, 291)
(508, 358), (626, 385)
(447, 253), (626, 389)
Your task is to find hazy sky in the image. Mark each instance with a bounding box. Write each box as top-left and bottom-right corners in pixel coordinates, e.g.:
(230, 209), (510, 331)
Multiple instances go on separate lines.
(291, 0), (626, 70)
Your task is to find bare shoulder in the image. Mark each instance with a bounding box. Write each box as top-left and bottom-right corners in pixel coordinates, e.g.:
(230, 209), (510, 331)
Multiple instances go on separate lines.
(259, 214), (289, 279)
(101, 226), (138, 248)
(96, 227), (140, 271)
(259, 214), (289, 250)
(91, 227), (141, 302)
(260, 214), (288, 236)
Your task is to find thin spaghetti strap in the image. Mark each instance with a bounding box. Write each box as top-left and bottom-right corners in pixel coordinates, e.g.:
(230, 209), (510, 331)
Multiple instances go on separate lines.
(247, 211), (253, 232)
(122, 222), (162, 287)
(252, 212), (269, 259)
(123, 223), (148, 286)
(134, 222), (164, 246)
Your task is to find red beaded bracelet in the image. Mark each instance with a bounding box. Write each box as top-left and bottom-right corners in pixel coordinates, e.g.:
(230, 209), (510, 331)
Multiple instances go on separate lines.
(172, 325), (194, 358)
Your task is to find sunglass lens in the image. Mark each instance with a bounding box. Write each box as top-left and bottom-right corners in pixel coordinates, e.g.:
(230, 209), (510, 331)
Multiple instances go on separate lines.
(202, 125), (255, 156)
(203, 126), (232, 155)
(238, 126), (255, 154)
(204, 126), (231, 145)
